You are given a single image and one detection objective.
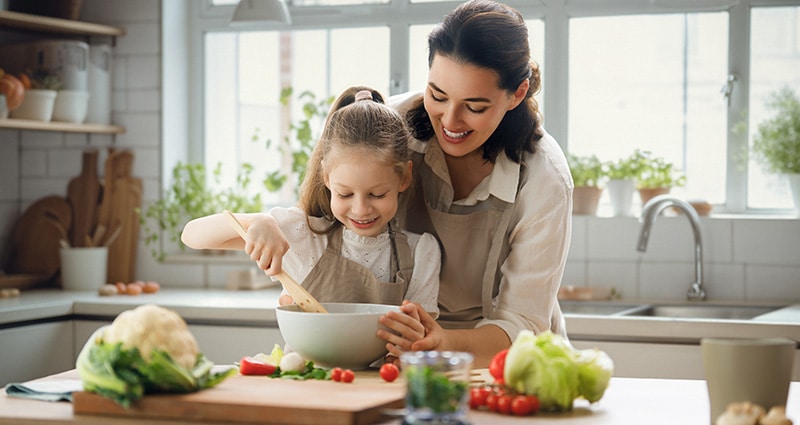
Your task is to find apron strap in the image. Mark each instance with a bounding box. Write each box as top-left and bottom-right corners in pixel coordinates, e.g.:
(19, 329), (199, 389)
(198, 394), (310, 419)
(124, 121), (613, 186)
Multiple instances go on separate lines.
(480, 202), (514, 320)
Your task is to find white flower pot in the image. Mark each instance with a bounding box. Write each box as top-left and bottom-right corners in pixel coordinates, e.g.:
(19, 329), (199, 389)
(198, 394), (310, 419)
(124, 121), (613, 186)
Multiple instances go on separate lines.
(607, 178), (636, 217)
(9, 89), (57, 121)
(787, 173), (800, 217)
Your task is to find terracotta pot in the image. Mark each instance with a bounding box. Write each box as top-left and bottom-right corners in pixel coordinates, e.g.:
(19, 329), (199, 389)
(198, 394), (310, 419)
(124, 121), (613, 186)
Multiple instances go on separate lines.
(573, 186), (602, 215)
(638, 187), (670, 207)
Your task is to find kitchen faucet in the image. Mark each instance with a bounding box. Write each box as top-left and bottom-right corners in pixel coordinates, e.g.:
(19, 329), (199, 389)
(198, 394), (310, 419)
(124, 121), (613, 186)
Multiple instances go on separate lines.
(637, 195), (706, 301)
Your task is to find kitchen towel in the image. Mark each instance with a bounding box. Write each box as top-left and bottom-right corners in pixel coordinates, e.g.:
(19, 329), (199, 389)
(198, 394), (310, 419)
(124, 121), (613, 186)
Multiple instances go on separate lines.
(4, 379), (84, 402)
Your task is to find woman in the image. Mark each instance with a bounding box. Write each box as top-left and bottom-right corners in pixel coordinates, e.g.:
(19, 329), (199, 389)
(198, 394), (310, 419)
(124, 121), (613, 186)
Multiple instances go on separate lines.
(377, 0), (573, 367)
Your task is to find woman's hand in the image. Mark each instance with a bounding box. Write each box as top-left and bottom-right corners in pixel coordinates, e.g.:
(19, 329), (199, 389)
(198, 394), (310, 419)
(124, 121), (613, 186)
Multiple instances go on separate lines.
(244, 215), (290, 275)
(378, 301), (443, 358)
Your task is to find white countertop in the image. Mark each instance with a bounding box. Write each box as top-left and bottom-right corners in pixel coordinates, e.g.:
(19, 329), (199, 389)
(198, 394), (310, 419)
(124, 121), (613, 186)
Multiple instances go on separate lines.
(2, 289), (799, 344)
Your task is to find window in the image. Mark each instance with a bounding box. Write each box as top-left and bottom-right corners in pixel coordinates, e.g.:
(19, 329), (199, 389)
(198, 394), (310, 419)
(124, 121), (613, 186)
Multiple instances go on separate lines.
(190, 0), (800, 213)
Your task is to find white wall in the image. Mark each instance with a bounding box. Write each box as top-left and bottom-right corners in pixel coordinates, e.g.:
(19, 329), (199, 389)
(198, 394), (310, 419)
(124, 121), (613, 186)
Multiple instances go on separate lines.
(0, 0), (798, 304)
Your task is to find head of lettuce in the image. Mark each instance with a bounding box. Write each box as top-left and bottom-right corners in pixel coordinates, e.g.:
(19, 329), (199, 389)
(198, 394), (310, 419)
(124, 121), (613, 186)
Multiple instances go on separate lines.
(503, 330), (614, 412)
(76, 304), (236, 407)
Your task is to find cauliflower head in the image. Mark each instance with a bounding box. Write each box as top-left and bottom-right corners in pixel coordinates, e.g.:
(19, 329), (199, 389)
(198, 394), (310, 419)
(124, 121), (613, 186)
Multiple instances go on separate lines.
(103, 304), (199, 369)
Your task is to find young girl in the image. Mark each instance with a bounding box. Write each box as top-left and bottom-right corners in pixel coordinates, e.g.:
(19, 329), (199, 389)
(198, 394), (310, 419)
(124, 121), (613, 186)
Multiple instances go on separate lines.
(181, 86), (440, 319)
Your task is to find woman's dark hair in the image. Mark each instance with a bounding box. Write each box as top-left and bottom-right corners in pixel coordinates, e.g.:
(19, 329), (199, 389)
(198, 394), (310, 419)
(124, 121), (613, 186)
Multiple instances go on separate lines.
(406, 0), (543, 163)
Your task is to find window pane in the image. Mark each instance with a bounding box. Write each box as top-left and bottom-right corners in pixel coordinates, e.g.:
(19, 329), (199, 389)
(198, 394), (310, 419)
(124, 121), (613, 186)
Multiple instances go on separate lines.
(747, 6), (800, 210)
(205, 27), (389, 206)
(569, 13), (728, 206)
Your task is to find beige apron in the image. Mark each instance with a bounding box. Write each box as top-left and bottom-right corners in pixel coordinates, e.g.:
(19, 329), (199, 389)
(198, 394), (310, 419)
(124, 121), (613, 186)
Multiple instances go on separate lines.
(301, 223), (413, 305)
(399, 151), (517, 329)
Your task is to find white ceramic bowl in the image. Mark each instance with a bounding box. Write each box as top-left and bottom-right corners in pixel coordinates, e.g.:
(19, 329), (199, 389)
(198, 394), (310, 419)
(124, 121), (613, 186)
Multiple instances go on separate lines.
(10, 89), (57, 121)
(275, 302), (400, 370)
(52, 90), (90, 123)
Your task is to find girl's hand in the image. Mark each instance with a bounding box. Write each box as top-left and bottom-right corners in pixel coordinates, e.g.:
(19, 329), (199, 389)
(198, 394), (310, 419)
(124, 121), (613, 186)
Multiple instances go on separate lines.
(244, 215), (290, 275)
(378, 301), (439, 358)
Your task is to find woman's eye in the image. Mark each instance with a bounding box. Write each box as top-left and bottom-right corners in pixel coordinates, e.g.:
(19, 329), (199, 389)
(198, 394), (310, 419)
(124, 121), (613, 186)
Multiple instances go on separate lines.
(370, 192), (388, 199)
(430, 92), (445, 102)
(337, 193), (353, 199)
(467, 105), (488, 114)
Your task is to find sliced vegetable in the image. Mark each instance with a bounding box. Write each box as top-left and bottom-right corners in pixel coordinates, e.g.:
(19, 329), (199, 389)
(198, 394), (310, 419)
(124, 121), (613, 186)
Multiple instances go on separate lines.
(239, 356), (277, 376)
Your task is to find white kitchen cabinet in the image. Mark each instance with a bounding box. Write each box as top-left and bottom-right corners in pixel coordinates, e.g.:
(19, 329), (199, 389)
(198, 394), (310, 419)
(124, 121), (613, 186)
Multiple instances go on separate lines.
(0, 321), (73, 387)
(72, 320), (284, 366)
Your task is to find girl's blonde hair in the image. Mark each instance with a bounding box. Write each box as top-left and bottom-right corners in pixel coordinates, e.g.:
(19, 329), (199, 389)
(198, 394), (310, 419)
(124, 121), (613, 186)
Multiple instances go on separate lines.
(299, 86), (412, 234)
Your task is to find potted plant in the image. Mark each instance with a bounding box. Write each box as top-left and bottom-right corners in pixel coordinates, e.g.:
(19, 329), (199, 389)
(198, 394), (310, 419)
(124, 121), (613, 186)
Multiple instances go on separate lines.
(138, 162), (263, 261)
(634, 150), (686, 206)
(9, 69), (62, 122)
(567, 153), (604, 215)
(605, 151), (644, 217)
(750, 86), (800, 215)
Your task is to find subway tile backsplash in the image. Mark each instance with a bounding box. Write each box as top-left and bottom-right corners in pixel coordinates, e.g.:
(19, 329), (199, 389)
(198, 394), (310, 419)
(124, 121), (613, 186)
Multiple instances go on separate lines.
(0, 0), (798, 304)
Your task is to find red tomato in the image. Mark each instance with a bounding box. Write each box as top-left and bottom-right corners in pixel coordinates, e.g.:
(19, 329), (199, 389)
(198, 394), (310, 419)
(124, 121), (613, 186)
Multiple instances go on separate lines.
(496, 394), (513, 414)
(485, 393), (498, 412)
(510, 395), (532, 416)
(469, 387), (490, 409)
(341, 369), (355, 383)
(526, 395), (540, 414)
(330, 367), (343, 382)
(379, 363), (399, 382)
(239, 356), (277, 375)
(488, 349), (508, 381)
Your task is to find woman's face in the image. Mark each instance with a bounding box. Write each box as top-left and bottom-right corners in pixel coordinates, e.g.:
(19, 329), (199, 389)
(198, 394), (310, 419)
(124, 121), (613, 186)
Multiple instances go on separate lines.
(424, 53), (527, 159)
(324, 149), (411, 238)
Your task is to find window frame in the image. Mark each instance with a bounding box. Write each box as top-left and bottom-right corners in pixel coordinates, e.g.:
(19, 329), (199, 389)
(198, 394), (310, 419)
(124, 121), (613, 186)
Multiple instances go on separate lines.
(181, 0), (800, 215)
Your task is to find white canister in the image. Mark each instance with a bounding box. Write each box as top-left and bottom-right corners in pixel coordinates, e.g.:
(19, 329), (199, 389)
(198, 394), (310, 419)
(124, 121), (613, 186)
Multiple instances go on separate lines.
(0, 40), (89, 91)
(60, 246), (108, 291)
(52, 90), (90, 123)
(86, 38), (111, 124)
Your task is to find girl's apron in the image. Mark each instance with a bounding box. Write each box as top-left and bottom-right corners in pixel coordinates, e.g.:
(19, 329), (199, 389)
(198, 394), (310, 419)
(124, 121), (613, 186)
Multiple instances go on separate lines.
(302, 224), (413, 305)
(399, 152), (517, 329)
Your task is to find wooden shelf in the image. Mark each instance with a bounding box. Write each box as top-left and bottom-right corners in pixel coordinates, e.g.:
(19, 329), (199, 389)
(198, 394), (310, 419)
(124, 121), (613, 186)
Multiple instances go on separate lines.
(0, 118), (125, 134)
(0, 10), (125, 37)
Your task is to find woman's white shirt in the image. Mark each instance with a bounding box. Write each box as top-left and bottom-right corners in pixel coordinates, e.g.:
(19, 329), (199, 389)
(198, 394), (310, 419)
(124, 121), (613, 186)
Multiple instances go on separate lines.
(269, 206), (440, 316)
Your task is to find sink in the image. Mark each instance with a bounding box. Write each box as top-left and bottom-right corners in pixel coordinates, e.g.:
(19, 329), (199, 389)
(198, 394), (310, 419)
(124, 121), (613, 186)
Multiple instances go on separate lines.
(560, 301), (644, 316)
(623, 304), (783, 320)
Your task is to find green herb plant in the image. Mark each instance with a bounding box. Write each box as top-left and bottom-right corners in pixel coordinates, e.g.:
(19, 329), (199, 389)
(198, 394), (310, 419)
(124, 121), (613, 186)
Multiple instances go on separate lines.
(633, 150), (686, 189)
(750, 86), (800, 175)
(567, 154), (605, 187)
(405, 365), (469, 415)
(138, 162), (263, 261)
(254, 87), (334, 195)
(605, 150), (644, 181)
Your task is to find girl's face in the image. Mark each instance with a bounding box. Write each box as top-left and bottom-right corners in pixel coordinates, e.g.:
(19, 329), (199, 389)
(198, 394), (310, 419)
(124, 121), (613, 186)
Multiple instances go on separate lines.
(424, 53), (528, 158)
(324, 149), (411, 238)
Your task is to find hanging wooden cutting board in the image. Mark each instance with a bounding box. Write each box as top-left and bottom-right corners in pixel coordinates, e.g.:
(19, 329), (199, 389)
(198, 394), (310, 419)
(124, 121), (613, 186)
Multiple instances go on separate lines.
(66, 149), (101, 247)
(73, 371), (405, 425)
(5, 195), (72, 283)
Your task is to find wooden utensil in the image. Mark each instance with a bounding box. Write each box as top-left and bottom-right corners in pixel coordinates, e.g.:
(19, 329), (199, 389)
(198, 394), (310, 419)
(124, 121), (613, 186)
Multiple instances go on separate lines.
(222, 210), (327, 313)
(66, 149), (101, 247)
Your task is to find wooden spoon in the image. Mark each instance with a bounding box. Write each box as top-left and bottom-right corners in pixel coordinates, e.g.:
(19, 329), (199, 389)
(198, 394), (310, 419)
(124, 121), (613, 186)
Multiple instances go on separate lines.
(222, 210), (328, 313)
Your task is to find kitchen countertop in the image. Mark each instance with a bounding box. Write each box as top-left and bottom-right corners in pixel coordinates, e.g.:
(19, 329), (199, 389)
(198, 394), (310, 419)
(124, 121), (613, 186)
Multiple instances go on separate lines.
(0, 369), (797, 425)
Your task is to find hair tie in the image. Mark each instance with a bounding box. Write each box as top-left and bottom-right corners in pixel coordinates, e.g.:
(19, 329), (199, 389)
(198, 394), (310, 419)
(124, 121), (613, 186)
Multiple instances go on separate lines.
(354, 90), (373, 102)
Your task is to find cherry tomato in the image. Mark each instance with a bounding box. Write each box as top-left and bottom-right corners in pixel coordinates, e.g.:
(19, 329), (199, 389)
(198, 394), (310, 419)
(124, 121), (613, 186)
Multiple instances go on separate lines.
(330, 367), (343, 382)
(488, 349), (508, 381)
(469, 386), (489, 409)
(525, 395), (540, 414)
(496, 394), (513, 414)
(485, 393), (498, 412)
(510, 395), (532, 416)
(341, 369), (355, 383)
(379, 363), (399, 382)
(239, 356), (277, 375)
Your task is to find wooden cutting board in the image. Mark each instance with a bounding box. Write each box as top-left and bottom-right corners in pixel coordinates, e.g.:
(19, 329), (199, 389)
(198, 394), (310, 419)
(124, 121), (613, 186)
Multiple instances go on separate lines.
(5, 195), (72, 283)
(73, 372), (405, 425)
(66, 149), (101, 247)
